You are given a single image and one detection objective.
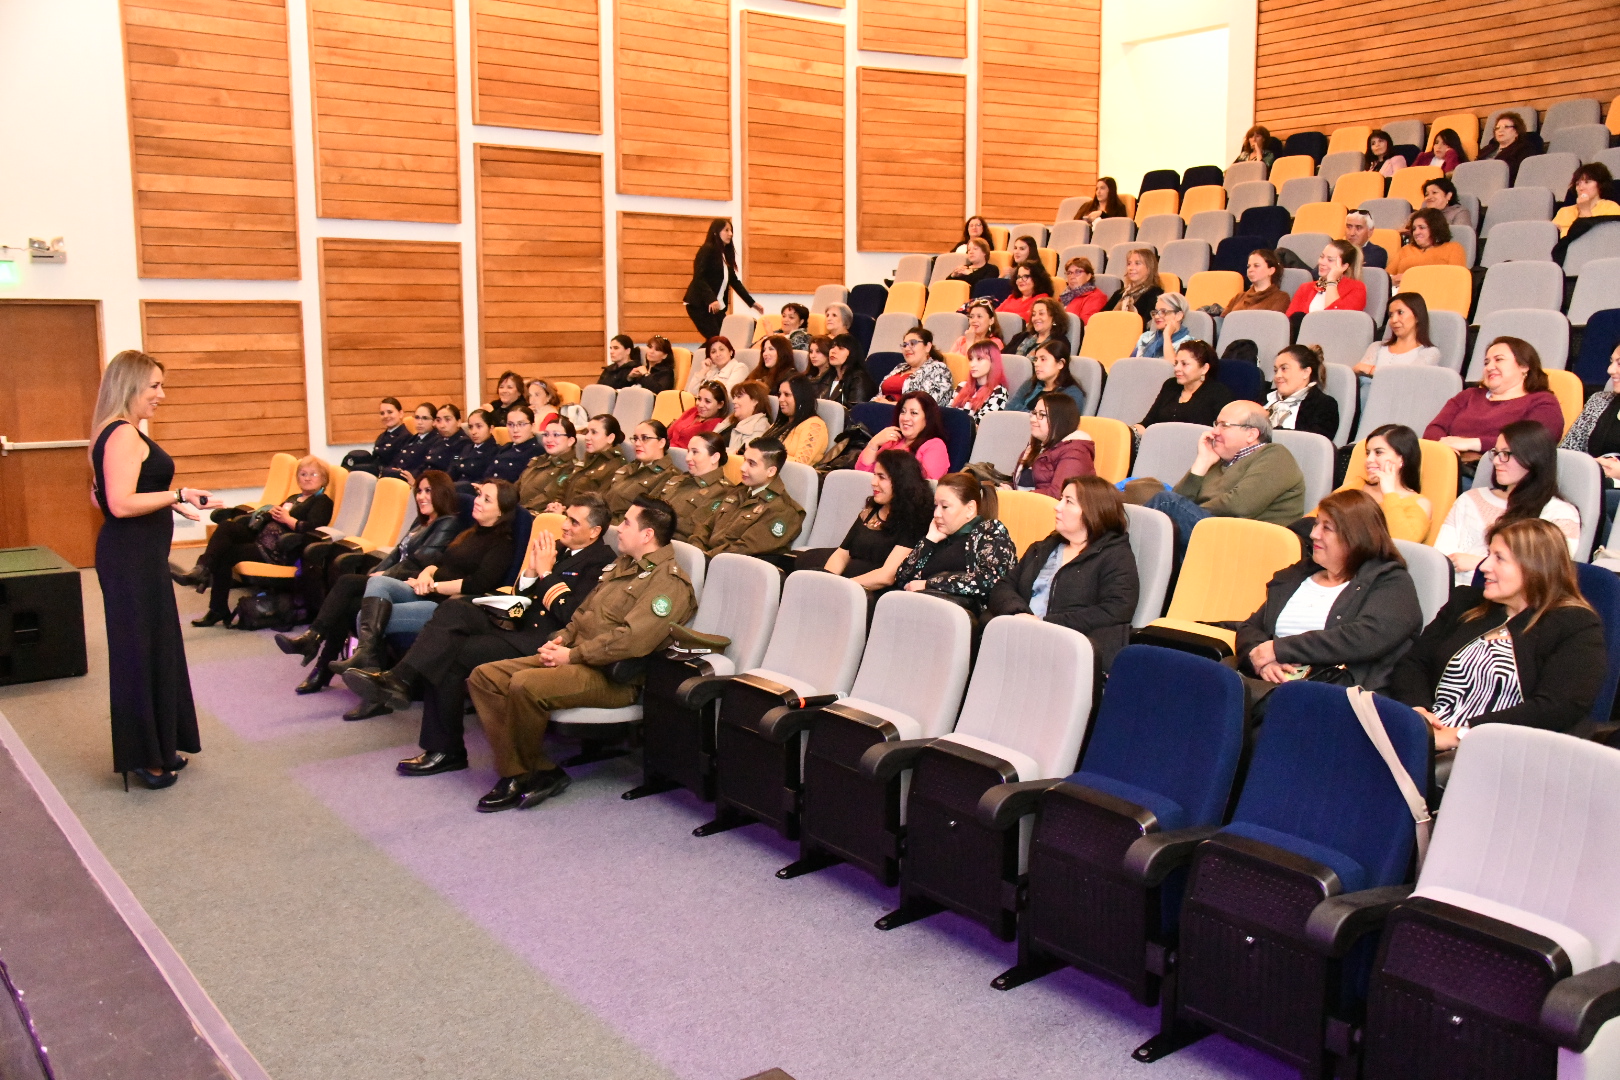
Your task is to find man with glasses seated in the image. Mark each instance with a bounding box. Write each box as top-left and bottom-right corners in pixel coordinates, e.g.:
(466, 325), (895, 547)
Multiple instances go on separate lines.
(516, 416), (580, 513)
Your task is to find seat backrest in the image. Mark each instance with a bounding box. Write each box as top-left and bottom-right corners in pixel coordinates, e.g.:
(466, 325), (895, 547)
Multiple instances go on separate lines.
(694, 553), (781, 672)
(1216, 357), (1266, 405)
(1090, 217), (1136, 249)
(1474, 261), (1565, 326)
(1429, 111), (1480, 154)
(1480, 219), (1558, 267)
(1001, 351), (1033, 393)
(1321, 362), (1357, 443)
(1278, 230), (1332, 268)
(1280, 266), (1313, 300)
(327, 468), (375, 536)
(1183, 309), (1214, 348)
(1185, 269), (1243, 311)
(847, 284), (888, 319)
(1332, 171), (1385, 209)
(1568, 258), (1620, 326)
(1095, 357), (1172, 423)
(1137, 213), (1185, 249)
(651, 389), (692, 425)
(1482, 186), (1555, 237)
(994, 310), (1024, 344)
(869, 311), (915, 356)
(1393, 539), (1450, 626)
(1515, 153), (1580, 198)
(884, 281), (926, 318)
(893, 254), (931, 284)
(1556, 448), (1602, 560)
(1327, 125), (1371, 157)
(754, 570), (866, 694)
(1186, 210), (1235, 246)
(996, 490), (1056, 557)
(922, 280), (969, 319)
(1232, 681), (1429, 891)
(1123, 505), (1173, 627)
(1420, 309), (1466, 374)
(969, 408), (1032, 474)
(849, 592), (973, 740)
(1387, 165), (1443, 206)
(1363, 265), (1391, 327)
(1181, 166), (1224, 193)
(1217, 309), (1291, 380)
(1048, 219), (1090, 251)
(1135, 188), (1180, 224)
(1079, 310), (1143, 370)
(1548, 123), (1610, 164)
(1180, 185), (1226, 223)
(357, 476), (413, 550)
(1383, 119), (1427, 149)
(1273, 429), (1335, 509)
(1212, 234), (1265, 274)
(1130, 421), (1207, 485)
(1080, 646), (1245, 828)
(1167, 517), (1301, 623)
(1573, 308), (1620, 385)
(1237, 205), (1294, 247)
(1483, 105), (1539, 144)
(612, 386), (656, 430)
(1284, 131), (1329, 163)
(803, 467), (872, 550)
(938, 407), (974, 471)
(1076, 416), (1130, 483)
(1226, 180), (1276, 220)
(669, 539), (707, 606)
(1358, 197), (1412, 231)
(1071, 356), (1103, 416)
(1542, 98), (1602, 137)
(922, 310), (968, 347)
(1055, 196), (1088, 225)
(1577, 562), (1620, 722)
(498, 508), (534, 587)
(1159, 238), (1211, 283)
(1010, 223), (1048, 248)
(1466, 309), (1570, 379)
(1292, 201), (1347, 239)
(1563, 220), (1620, 278)
(580, 383), (616, 419)
(928, 253), (968, 284)
(1318, 151), (1365, 191)
(1400, 264), (1473, 318)
(778, 460), (818, 548)
(258, 452), (299, 506)
(811, 284), (847, 314)
(987, 225), (1009, 250)
(1223, 160), (1267, 190)
(1452, 159), (1510, 206)
(947, 616), (1093, 780)
(1059, 243), (1109, 276)
(1268, 155), (1315, 188)
(1359, 365), (1464, 439)
(1298, 309), (1376, 371)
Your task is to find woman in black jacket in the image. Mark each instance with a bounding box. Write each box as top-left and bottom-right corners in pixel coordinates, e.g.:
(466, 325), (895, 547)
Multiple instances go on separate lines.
(1235, 489), (1423, 693)
(1389, 517), (1604, 743)
(821, 333), (877, 407)
(1265, 344), (1339, 441)
(684, 218), (764, 339)
(989, 475), (1139, 670)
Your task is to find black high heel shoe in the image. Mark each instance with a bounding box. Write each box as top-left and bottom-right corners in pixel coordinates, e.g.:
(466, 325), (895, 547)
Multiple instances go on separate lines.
(191, 610), (226, 628)
(123, 768), (177, 791)
(168, 755), (188, 772)
(275, 629), (323, 664)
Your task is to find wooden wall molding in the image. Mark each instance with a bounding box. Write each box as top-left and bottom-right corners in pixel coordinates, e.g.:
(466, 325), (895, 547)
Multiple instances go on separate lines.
(859, 0), (965, 58)
(615, 0), (730, 198)
(857, 67), (966, 253)
(617, 212), (712, 341)
(472, 0), (599, 133)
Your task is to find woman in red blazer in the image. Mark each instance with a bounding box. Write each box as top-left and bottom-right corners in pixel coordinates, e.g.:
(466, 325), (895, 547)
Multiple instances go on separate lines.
(1286, 239), (1368, 316)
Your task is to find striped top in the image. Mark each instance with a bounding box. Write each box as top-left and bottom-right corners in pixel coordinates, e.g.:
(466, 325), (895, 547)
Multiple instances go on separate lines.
(1431, 627), (1522, 728)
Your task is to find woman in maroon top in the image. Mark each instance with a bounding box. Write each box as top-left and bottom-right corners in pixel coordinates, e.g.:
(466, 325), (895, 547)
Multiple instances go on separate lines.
(1425, 337), (1565, 467)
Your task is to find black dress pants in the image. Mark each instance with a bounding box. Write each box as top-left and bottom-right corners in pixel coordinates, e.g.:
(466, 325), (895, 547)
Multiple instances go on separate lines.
(206, 516), (267, 615)
(686, 302), (724, 341)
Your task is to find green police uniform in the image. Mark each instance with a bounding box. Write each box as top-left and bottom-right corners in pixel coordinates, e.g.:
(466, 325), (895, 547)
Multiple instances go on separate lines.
(604, 454), (686, 519)
(688, 475), (804, 557)
(516, 451), (579, 512)
(663, 469), (734, 543)
(566, 448), (624, 501)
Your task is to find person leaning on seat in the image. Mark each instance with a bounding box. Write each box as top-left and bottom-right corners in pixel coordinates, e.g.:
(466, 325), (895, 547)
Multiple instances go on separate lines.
(466, 496), (697, 812)
(686, 436), (804, 559)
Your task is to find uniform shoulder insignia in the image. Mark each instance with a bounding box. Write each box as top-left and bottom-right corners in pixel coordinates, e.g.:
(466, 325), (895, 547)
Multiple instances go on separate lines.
(770, 520), (785, 537)
(651, 465), (664, 473)
(710, 499), (724, 511)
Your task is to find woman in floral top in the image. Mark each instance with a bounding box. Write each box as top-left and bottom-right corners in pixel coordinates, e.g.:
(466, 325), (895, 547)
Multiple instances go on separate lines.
(876, 327), (954, 406)
(895, 472), (1018, 614)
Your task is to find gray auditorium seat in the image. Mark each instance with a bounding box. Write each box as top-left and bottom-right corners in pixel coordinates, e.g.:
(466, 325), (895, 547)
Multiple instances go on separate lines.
(969, 409), (1033, 474)
(1466, 310), (1570, 379)
(1472, 261), (1565, 323)
(1478, 220), (1557, 266)
(1272, 429), (1335, 508)
(1123, 504), (1173, 627)
(1096, 358), (1172, 424)
(1131, 422), (1208, 486)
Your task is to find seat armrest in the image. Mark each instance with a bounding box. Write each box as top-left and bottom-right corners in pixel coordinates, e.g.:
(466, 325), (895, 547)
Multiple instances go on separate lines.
(1541, 961), (1620, 1053)
(1122, 825), (1221, 887)
(976, 779), (1062, 830)
(757, 695), (846, 742)
(1305, 885), (1413, 957)
(857, 739), (936, 782)
(316, 526), (345, 540)
(922, 739), (1021, 783)
(1587, 721), (1620, 748)
(336, 538), (365, 552)
(675, 671), (734, 709)
(1194, 831), (1344, 898)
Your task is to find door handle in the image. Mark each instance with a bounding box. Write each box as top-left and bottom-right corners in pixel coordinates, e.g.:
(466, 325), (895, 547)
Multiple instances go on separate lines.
(0, 436), (91, 456)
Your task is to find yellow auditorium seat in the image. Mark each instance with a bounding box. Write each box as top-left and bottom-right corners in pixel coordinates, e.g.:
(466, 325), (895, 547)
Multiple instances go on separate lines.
(1327, 125), (1372, 156)
(753, 313), (782, 344)
(652, 390), (693, 425)
(997, 490), (1057, 556)
(1038, 248), (1060, 277)
(808, 313), (827, 336)
(1331, 171), (1385, 209)
(1147, 518), (1302, 651)
(1371, 229), (1403, 265)
(885, 282), (927, 319)
(1185, 270), (1244, 311)
(492, 426), (511, 445)
(1268, 155), (1315, 186)
(1120, 193), (1137, 218)
(1337, 438), (1458, 545)
(1180, 185), (1227, 221)
(343, 477), (414, 556)
(1158, 273), (1181, 295)
(1387, 166), (1443, 206)
(1610, 94), (1620, 137)
(1077, 417), (1130, 483)
(1080, 311), (1144, 371)
(989, 250), (1013, 273)
(1546, 370), (1583, 436)
(554, 381), (582, 405)
(235, 463), (347, 582)
(672, 348), (692, 391)
(723, 456), (744, 485)
(988, 225), (1010, 250)
(1399, 264), (1472, 317)
(1428, 113), (1479, 158)
(924, 280), (970, 318)
(1134, 189), (1179, 224)
(943, 351), (969, 387)
(1292, 201), (1348, 239)
(532, 511), (567, 538)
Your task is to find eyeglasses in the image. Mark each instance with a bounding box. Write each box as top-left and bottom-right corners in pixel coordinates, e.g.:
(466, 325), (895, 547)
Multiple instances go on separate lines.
(902, 339), (924, 348)
(508, 420), (531, 428)
(1212, 420), (1255, 431)
(1153, 308), (1175, 317)
(629, 434), (662, 443)
(1032, 409), (1050, 420)
(1486, 448), (1517, 463)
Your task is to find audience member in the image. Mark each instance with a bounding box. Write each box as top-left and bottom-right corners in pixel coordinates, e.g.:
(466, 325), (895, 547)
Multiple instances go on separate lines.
(1415, 128), (1465, 175)
(1353, 292), (1440, 413)
(384, 401), (439, 485)
(1265, 344), (1339, 440)
(598, 334), (643, 389)
(724, 381), (772, 454)
(764, 376), (829, 465)
(1058, 257), (1108, 325)
(1075, 177), (1128, 222)
(1364, 129), (1406, 177)
(998, 260), (1054, 320)
(1287, 240), (1366, 315)
(1420, 177), (1471, 230)
(748, 334), (798, 396)
(1435, 420), (1581, 583)
(688, 437), (805, 557)
(1339, 424), (1434, 542)
(604, 420), (683, 518)
(1553, 163), (1618, 237)
(1012, 392), (1096, 496)
(1131, 340), (1233, 438)
(555, 415), (626, 509)
(621, 336), (674, 393)
(1004, 235), (1040, 276)
(516, 416), (578, 512)
(421, 404), (470, 475)
(946, 238), (998, 287)
(1344, 210), (1389, 270)
(780, 303), (811, 351)
(894, 473), (1017, 613)
(485, 405), (541, 483)
(684, 335), (749, 394)
(448, 409), (498, 483)
(481, 371), (525, 426)
(1425, 337), (1565, 464)
(1104, 247), (1164, 319)
(1560, 342), (1620, 535)
(1007, 297), (1070, 357)
(954, 215), (991, 254)
(803, 449), (932, 594)
(856, 391), (951, 480)
(1130, 292), (1193, 358)
(668, 380), (729, 449)
(1388, 208), (1466, 287)
(525, 380), (560, 429)
(352, 396), (411, 475)
(821, 303), (860, 359)
(1220, 249), (1291, 315)
(950, 340), (1010, 421)
(1007, 338), (1084, 413)
(664, 431), (734, 542)
(1233, 125), (1273, 168)
(951, 299), (1003, 355)
(819, 334), (876, 407)
(1479, 111), (1539, 185)
(876, 327), (954, 405)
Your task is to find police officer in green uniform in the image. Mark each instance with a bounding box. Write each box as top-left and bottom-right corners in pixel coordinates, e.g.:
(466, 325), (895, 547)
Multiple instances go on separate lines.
(515, 416), (580, 512)
(688, 436), (804, 558)
(664, 430), (734, 542)
(604, 419), (686, 519)
(558, 414), (626, 510)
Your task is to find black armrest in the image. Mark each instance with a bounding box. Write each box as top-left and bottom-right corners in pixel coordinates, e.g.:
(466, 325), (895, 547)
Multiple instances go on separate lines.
(1191, 831), (1343, 897)
(818, 701), (904, 741)
(976, 779), (1062, 830)
(336, 538), (364, 552)
(757, 695), (843, 742)
(858, 739), (936, 782)
(1542, 961), (1620, 1052)
(1129, 624), (1234, 661)
(675, 672), (733, 708)
(923, 739), (1021, 783)
(1304, 885), (1413, 957)
(1122, 825), (1220, 887)
(1587, 721), (1620, 748)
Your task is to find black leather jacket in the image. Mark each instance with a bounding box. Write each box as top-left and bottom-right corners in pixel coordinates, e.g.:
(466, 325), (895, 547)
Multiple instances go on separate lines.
(374, 516), (461, 579)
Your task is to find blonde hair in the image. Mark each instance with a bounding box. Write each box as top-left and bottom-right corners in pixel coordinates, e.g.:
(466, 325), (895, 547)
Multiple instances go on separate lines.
(295, 455), (331, 487)
(92, 350), (164, 432)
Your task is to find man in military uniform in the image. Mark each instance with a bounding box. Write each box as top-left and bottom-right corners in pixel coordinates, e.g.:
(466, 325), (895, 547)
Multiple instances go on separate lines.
(687, 436), (805, 558)
(554, 414), (626, 510)
(466, 496), (697, 812)
(604, 421), (686, 518)
(516, 416), (579, 511)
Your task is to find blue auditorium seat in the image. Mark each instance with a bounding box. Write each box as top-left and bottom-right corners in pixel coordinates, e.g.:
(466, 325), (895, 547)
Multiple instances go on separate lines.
(971, 277), (1013, 304)
(1235, 205), (1293, 247)
(1576, 562), (1620, 721)
(1212, 235), (1266, 275)
(1140, 169), (1180, 194)
(1179, 165), (1224, 194)
(1572, 308), (1620, 387)
(1284, 130), (1328, 163)
(848, 283), (888, 320)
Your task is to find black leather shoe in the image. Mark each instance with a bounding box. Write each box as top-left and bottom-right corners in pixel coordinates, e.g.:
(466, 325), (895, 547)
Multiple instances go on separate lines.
(296, 667), (332, 694)
(476, 776), (526, 813)
(342, 668), (411, 712)
(397, 751), (469, 777)
(275, 629), (322, 663)
(517, 767), (572, 809)
(123, 768), (177, 791)
(342, 701), (393, 721)
(170, 563), (209, 588)
(191, 611), (225, 628)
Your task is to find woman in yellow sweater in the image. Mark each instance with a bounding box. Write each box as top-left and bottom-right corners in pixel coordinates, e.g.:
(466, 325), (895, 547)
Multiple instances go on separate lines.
(766, 376), (829, 466)
(1339, 424), (1433, 542)
(1389, 208), (1467, 288)
(1553, 163), (1619, 237)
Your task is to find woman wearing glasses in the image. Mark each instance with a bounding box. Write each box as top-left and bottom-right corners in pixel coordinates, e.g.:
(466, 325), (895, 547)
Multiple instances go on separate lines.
(1434, 420), (1581, 584)
(1129, 292), (1193, 359)
(875, 327), (954, 406)
(1425, 337), (1565, 475)
(603, 420), (685, 519)
(1011, 392), (1096, 497)
(516, 416), (580, 512)
(484, 404), (543, 482)
(997, 260), (1054, 322)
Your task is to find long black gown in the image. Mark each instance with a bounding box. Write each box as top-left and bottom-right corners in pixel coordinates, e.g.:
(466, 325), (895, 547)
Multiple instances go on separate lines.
(92, 420), (200, 774)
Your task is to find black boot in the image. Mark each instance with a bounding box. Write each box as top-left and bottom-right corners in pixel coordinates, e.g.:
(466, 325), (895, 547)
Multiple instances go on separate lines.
(276, 628), (323, 664)
(342, 667), (413, 712)
(170, 556), (210, 589)
(297, 638), (342, 694)
(328, 597), (392, 675)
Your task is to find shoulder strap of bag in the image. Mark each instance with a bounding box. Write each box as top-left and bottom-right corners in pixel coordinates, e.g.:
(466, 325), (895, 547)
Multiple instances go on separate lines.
(1346, 686), (1431, 872)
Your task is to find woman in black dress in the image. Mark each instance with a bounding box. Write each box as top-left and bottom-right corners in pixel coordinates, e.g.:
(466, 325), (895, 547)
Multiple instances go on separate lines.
(801, 449), (933, 594)
(684, 218), (764, 339)
(90, 350), (214, 790)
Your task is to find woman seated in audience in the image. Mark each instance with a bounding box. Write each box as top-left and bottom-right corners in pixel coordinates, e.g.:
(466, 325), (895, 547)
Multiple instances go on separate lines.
(950, 341), (1010, 422)
(525, 379), (560, 429)
(1340, 424), (1434, 542)
(597, 334), (643, 389)
(856, 391), (951, 480)
(1004, 235), (1040, 276)
(684, 335), (749, 394)
(1130, 340), (1232, 439)
(1479, 112), (1538, 185)
(946, 238), (998, 288)
(818, 333), (876, 407)
(1011, 392), (1095, 497)
(1266, 344), (1339, 440)
(804, 449), (933, 592)
(1553, 163), (1619, 237)
(386, 401), (440, 486)
(1415, 129), (1465, 176)
(603, 420), (680, 518)
(988, 475), (1140, 670)
(668, 379), (729, 449)
(1007, 338), (1084, 413)
(1435, 419), (1581, 583)
(421, 403), (470, 475)
(1104, 247), (1164, 319)
(1419, 177), (1471, 230)
(1286, 240), (1366, 316)
(274, 471), (461, 696)
(1352, 292), (1440, 412)
(1219, 249), (1291, 315)
(480, 371), (525, 425)
(763, 377), (829, 465)
(516, 416), (577, 512)
(1391, 517), (1603, 749)
(724, 381), (772, 454)
(950, 299), (1003, 356)
(1561, 342), (1620, 534)
(997, 260), (1054, 321)
(780, 303), (811, 351)
(876, 327), (954, 406)
(1364, 129), (1406, 178)
(1426, 337), (1565, 465)
(1388, 208), (1466, 288)
(1236, 489), (1423, 693)
(1075, 177), (1129, 223)
(1007, 297), (1070, 357)
(188, 456), (335, 626)
(619, 335), (675, 393)
(822, 302), (857, 345)
(541, 414), (625, 513)
(894, 472), (1018, 613)
(954, 215), (991, 254)
(448, 409), (499, 483)
(1233, 125), (1273, 168)
(1130, 292), (1192, 358)
(665, 431), (734, 542)
(485, 404), (541, 483)
(747, 334), (798, 396)
(1058, 256), (1108, 325)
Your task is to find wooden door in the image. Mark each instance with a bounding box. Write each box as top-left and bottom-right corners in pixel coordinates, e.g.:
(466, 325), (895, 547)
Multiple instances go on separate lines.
(0, 301), (105, 567)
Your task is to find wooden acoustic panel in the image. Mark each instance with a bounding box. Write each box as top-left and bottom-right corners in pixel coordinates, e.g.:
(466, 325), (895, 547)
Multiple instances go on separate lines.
(615, 0), (730, 198)
(978, 0), (1100, 223)
(858, 68), (966, 252)
(120, 0), (298, 279)
(618, 212), (712, 340)
(472, 0), (599, 133)
(307, 0), (459, 223)
(742, 11), (844, 294)
(1257, 0), (1620, 134)
(476, 145), (605, 394)
(318, 238), (464, 445)
(859, 0), (966, 58)
(141, 301), (309, 490)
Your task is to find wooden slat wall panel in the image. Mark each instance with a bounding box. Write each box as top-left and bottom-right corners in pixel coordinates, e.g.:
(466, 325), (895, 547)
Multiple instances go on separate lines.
(476, 145), (605, 394)
(743, 12), (844, 293)
(858, 68), (965, 252)
(618, 212), (712, 340)
(615, 0), (730, 198)
(979, 0), (1100, 223)
(1256, 0), (1620, 134)
(318, 238), (464, 444)
(472, 0), (599, 133)
(142, 301), (308, 489)
(120, 0), (299, 279)
(859, 0), (965, 58)
(307, 0), (459, 223)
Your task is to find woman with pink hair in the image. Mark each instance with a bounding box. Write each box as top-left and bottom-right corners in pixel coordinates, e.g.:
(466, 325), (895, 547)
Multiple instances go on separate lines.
(950, 340), (1011, 422)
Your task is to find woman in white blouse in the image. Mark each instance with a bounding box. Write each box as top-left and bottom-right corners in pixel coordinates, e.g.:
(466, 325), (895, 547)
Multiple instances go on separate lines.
(1434, 420), (1581, 584)
(1351, 292), (1442, 412)
(684, 335), (750, 394)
